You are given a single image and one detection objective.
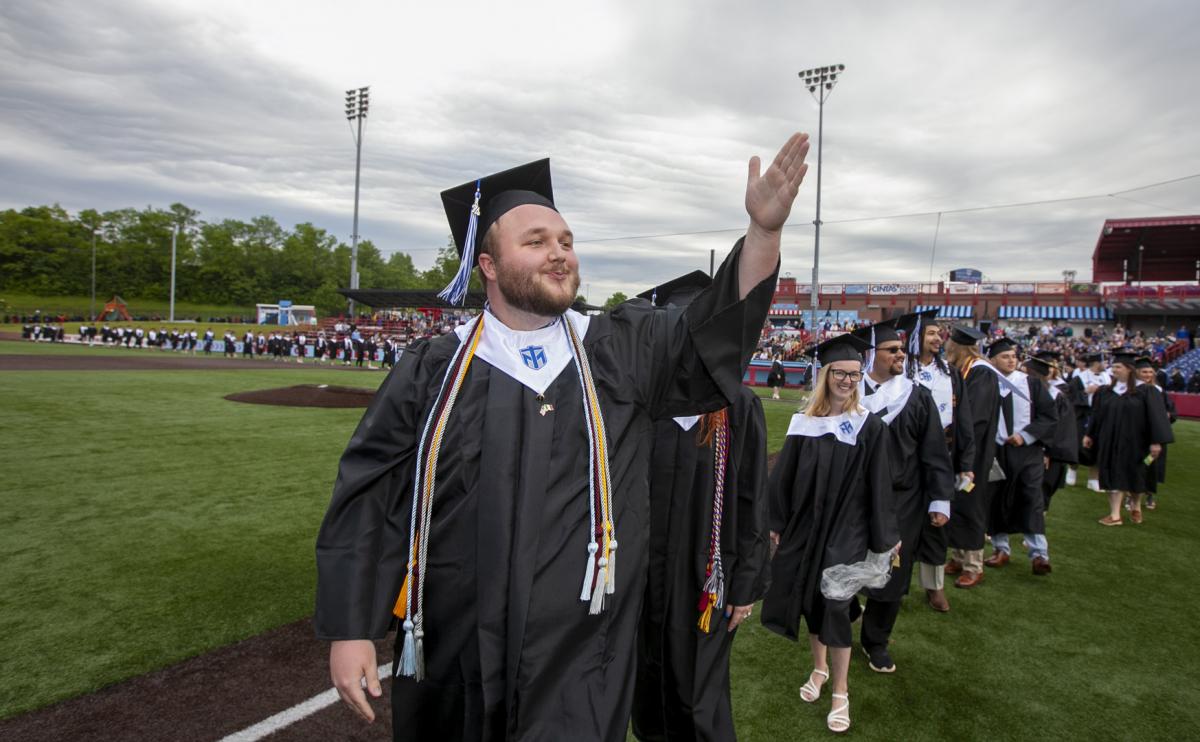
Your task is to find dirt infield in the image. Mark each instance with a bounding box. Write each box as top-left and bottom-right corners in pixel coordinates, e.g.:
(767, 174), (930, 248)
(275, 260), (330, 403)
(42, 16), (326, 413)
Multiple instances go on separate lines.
(0, 618), (394, 742)
(226, 384), (376, 408)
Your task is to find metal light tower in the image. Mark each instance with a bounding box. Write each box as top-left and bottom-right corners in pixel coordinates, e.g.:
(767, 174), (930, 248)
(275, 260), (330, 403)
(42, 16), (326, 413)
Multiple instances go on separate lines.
(169, 223), (178, 322)
(90, 222), (100, 321)
(798, 64), (845, 351)
(345, 86), (369, 316)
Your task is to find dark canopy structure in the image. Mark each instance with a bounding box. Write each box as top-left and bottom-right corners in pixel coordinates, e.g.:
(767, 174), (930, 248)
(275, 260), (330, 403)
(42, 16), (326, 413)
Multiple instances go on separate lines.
(1091, 216), (1200, 283)
(338, 288), (601, 312)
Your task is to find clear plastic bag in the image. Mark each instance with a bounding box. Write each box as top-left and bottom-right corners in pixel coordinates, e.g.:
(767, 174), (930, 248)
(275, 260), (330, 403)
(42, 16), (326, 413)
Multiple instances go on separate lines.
(820, 550), (894, 601)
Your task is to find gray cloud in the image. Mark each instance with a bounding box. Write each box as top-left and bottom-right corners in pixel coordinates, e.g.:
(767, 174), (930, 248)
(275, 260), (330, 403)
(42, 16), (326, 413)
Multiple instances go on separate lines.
(1, 0), (1198, 303)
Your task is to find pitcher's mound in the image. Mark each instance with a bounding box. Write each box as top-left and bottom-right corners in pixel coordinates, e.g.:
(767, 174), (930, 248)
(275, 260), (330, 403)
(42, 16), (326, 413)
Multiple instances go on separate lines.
(225, 384), (376, 408)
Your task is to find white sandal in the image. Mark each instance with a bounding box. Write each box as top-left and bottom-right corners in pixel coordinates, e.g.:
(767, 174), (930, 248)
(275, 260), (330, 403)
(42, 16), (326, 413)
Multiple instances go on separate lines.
(827, 692), (850, 733)
(800, 668), (829, 703)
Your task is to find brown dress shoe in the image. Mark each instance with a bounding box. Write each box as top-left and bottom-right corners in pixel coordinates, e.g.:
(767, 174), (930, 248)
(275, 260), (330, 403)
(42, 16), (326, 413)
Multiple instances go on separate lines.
(943, 560), (963, 575)
(983, 551), (1010, 568)
(1032, 556), (1052, 575)
(954, 571), (983, 589)
(926, 589), (950, 612)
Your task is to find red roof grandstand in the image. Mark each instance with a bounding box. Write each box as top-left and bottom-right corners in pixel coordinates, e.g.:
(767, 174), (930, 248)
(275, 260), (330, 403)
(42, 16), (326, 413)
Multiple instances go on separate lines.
(1092, 216), (1200, 283)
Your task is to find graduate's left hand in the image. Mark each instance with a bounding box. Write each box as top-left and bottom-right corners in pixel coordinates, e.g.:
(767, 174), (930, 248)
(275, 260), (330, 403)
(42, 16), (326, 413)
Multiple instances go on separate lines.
(725, 603), (754, 632)
(929, 512), (948, 527)
(1008, 434), (1024, 447)
(745, 133), (811, 233)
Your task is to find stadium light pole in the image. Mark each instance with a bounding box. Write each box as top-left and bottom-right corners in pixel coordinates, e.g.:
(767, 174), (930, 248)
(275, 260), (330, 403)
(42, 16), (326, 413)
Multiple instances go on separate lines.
(90, 222), (100, 321)
(169, 223), (178, 322)
(345, 86), (369, 317)
(799, 63), (845, 385)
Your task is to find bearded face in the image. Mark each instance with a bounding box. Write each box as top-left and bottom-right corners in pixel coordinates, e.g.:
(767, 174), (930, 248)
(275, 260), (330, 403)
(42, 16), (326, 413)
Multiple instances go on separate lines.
(483, 204), (581, 317)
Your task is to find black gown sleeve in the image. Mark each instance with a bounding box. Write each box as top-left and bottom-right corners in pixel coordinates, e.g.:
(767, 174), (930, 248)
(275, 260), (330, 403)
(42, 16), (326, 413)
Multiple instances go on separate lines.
(767, 430), (801, 536)
(605, 238), (778, 420)
(917, 390), (956, 505)
(313, 338), (440, 640)
(864, 417), (900, 552)
(1142, 386), (1176, 446)
(1048, 393), (1079, 463)
(1023, 377), (1059, 445)
(951, 367), (976, 475)
(728, 390), (771, 606)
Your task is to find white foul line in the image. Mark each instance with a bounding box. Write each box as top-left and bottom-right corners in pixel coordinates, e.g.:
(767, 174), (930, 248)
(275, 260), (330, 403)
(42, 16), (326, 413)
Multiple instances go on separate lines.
(218, 663), (390, 742)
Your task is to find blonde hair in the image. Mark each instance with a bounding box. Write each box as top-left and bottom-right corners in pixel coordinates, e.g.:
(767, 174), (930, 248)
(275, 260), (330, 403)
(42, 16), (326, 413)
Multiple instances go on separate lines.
(804, 365), (864, 417)
(946, 340), (982, 372)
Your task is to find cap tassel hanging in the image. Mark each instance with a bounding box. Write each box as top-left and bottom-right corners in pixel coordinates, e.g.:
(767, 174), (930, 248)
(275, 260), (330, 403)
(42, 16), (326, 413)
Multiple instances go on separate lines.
(438, 180), (481, 306)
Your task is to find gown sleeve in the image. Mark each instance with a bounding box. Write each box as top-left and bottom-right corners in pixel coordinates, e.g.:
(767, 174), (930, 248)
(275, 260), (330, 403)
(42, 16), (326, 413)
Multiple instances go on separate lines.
(606, 238), (778, 420)
(728, 390), (771, 606)
(951, 367), (976, 476)
(917, 390), (956, 506)
(864, 418), (900, 553)
(1022, 377), (1059, 445)
(313, 339), (438, 640)
(1142, 385), (1176, 446)
(767, 429), (802, 536)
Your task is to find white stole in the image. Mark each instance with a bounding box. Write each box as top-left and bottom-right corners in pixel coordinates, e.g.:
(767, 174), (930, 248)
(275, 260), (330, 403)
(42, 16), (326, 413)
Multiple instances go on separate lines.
(674, 415), (701, 431)
(454, 309), (592, 395)
(996, 370), (1032, 444)
(786, 409), (870, 445)
(860, 375), (914, 426)
(916, 362), (954, 429)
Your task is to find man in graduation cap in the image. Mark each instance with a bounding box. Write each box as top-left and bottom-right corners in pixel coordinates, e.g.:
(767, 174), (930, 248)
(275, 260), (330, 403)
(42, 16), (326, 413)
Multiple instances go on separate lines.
(848, 317), (954, 672)
(316, 133), (811, 741)
(941, 325), (998, 588)
(1022, 353), (1078, 512)
(982, 338), (1058, 575)
(896, 309), (975, 611)
(631, 271), (771, 742)
(1068, 352), (1111, 491)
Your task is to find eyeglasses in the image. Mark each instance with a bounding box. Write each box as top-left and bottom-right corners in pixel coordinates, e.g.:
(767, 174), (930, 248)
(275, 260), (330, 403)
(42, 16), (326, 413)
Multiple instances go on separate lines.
(829, 369), (864, 382)
(876, 346), (904, 354)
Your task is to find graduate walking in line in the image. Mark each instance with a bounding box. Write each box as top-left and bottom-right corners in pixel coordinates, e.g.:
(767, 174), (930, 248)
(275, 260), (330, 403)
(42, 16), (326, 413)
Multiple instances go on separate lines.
(761, 334), (899, 735)
(1135, 357), (1176, 511)
(632, 273), (771, 742)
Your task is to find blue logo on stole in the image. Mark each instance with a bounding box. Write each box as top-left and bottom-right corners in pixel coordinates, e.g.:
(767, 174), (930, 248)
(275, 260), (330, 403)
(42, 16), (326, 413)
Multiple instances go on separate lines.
(920, 370), (933, 382)
(839, 420), (854, 436)
(520, 345), (547, 370)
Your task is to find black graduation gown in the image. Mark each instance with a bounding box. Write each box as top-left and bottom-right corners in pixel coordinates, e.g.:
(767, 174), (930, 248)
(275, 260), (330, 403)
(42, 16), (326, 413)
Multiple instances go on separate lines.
(1087, 384), (1175, 493)
(1153, 390), (1176, 485)
(1064, 375), (1091, 466)
(947, 359), (1001, 551)
(948, 366), (977, 477)
(632, 386), (770, 742)
(761, 414), (898, 646)
(1041, 383), (1080, 510)
(863, 383), (954, 600)
(314, 241), (776, 742)
(989, 375), (1058, 535)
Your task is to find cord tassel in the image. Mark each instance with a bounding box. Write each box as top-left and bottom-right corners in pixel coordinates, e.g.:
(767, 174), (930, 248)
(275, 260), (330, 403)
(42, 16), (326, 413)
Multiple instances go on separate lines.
(398, 620), (417, 678)
(579, 542), (598, 600)
(605, 540), (617, 595)
(414, 630), (426, 682)
(589, 561), (608, 615)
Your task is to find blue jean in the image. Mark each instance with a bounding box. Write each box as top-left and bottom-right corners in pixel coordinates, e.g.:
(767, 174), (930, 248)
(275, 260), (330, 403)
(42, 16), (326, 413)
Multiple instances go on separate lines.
(992, 533), (1048, 561)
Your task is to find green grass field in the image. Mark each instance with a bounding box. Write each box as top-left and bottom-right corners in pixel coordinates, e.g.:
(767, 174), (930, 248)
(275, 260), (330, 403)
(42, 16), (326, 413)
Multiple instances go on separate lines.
(1, 346), (1198, 740)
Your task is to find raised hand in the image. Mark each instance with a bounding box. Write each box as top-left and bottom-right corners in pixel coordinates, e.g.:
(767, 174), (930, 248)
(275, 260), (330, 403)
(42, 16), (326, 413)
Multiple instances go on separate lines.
(745, 133), (811, 233)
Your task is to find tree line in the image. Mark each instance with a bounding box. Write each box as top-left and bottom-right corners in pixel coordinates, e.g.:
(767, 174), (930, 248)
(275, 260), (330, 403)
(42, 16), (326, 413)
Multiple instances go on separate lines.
(0, 204), (632, 317)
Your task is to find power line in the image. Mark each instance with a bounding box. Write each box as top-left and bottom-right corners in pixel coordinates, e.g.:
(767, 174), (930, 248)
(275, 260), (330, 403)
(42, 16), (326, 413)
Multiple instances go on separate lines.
(574, 172), (1200, 245)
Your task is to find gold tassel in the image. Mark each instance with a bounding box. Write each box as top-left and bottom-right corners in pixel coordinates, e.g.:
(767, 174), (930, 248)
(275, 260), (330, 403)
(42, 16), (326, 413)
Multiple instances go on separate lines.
(392, 575), (409, 619)
(698, 599), (713, 634)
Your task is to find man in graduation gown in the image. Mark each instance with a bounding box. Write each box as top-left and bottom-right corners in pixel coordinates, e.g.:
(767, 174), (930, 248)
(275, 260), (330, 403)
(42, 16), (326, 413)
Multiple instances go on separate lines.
(982, 338), (1058, 575)
(850, 318), (954, 672)
(942, 325), (999, 588)
(897, 309), (975, 612)
(1135, 357), (1176, 510)
(316, 134), (812, 742)
(1069, 353), (1110, 490)
(1023, 354), (1078, 512)
(631, 273), (771, 742)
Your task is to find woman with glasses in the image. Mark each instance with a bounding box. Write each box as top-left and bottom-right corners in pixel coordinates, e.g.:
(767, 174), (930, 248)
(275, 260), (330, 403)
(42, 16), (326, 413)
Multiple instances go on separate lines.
(761, 334), (899, 734)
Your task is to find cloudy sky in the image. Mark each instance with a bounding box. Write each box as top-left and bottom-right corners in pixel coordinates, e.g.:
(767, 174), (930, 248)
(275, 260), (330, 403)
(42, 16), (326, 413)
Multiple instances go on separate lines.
(2, 0), (1198, 301)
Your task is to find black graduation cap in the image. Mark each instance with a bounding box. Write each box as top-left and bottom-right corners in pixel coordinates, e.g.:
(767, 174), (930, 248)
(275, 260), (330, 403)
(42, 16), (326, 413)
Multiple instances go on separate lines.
(896, 308), (939, 356)
(986, 337), (1018, 357)
(850, 317), (901, 346)
(1023, 356), (1053, 377)
(437, 159), (557, 304)
(947, 325), (985, 346)
(1081, 352), (1103, 364)
(1134, 356), (1155, 369)
(1034, 349), (1062, 361)
(806, 333), (873, 365)
(637, 270), (712, 308)
(1112, 352), (1138, 367)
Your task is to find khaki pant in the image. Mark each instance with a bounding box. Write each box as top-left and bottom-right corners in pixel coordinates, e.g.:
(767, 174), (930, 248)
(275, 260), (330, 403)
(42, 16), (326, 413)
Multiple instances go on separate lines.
(918, 562), (944, 590)
(951, 548), (984, 575)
